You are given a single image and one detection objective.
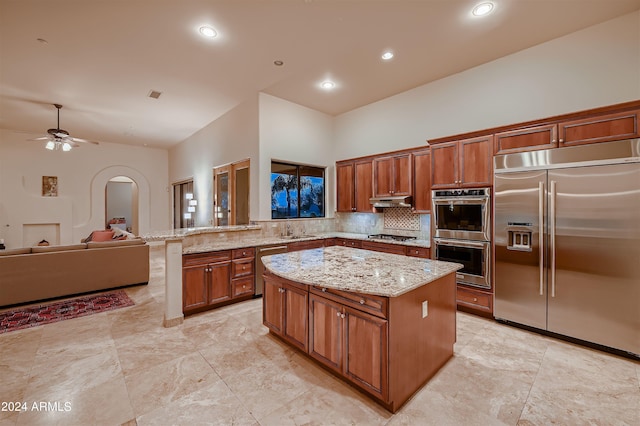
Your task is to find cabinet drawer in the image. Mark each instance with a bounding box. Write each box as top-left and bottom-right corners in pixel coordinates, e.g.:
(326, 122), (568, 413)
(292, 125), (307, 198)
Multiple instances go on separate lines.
(287, 239), (325, 251)
(232, 276), (254, 297)
(232, 258), (254, 278)
(406, 247), (430, 258)
(456, 286), (492, 314)
(335, 238), (363, 248)
(232, 247), (255, 259)
(311, 286), (388, 319)
(183, 250), (231, 267)
(361, 241), (406, 255)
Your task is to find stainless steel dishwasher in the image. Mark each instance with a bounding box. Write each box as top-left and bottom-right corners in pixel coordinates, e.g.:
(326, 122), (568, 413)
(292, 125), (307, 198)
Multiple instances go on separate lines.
(255, 244), (288, 296)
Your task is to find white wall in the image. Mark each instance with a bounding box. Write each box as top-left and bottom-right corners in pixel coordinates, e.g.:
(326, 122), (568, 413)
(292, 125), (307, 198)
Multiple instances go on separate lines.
(0, 129), (169, 248)
(258, 93), (334, 221)
(169, 95), (260, 226)
(333, 11), (640, 160)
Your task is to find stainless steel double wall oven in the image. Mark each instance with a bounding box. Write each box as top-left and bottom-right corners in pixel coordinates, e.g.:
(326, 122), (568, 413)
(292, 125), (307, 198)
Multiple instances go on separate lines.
(432, 188), (491, 289)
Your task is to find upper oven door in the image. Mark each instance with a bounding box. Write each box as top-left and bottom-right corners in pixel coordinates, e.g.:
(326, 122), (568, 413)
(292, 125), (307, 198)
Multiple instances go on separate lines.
(432, 196), (490, 241)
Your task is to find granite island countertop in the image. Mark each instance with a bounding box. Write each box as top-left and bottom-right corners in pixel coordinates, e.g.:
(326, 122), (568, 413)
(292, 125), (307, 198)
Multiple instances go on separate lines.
(261, 246), (462, 297)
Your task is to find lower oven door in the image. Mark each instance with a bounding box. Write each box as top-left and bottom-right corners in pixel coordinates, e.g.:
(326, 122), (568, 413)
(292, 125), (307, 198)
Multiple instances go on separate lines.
(434, 238), (491, 289)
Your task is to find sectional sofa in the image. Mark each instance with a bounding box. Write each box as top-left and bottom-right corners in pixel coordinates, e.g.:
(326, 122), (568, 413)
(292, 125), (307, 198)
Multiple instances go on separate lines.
(0, 239), (149, 307)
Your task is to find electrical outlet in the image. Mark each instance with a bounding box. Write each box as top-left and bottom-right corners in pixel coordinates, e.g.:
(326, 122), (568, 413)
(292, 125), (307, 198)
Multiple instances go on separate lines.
(422, 300), (429, 318)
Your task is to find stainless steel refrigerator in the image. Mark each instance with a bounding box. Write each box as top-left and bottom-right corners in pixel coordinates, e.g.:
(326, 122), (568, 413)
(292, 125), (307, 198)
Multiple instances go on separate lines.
(494, 139), (640, 356)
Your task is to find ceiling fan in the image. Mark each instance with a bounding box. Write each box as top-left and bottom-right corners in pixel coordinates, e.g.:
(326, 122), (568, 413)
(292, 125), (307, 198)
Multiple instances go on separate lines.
(29, 104), (99, 151)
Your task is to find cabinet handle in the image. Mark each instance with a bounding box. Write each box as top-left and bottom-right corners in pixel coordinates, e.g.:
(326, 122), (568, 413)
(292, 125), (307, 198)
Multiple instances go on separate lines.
(341, 313), (345, 319)
(559, 138), (563, 143)
(359, 299), (365, 305)
(336, 312), (341, 317)
(321, 288), (327, 292)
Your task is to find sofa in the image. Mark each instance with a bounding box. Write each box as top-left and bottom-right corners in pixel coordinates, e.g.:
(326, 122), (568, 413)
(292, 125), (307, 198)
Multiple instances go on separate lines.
(0, 239), (149, 307)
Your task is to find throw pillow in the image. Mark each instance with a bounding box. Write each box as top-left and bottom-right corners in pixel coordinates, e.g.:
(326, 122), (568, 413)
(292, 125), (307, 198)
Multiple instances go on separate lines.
(91, 230), (114, 242)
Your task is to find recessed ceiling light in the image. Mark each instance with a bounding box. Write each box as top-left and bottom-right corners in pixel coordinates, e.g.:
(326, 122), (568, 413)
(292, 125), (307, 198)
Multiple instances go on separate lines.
(274, 60), (284, 66)
(199, 25), (217, 38)
(472, 2), (494, 16)
(320, 80), (335, 90)
(381, 51), (394, 61)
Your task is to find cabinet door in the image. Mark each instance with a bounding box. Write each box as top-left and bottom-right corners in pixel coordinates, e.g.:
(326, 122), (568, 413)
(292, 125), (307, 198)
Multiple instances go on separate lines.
(283, 283), (309, 352)
(336, 162), (355, 212)
(373, 156), (393, 197)
(460, 135), (493, 187)
(559, 110), (640, 147)
(431, 142), (459, 189)
(309, 294), (343, 372)
(392, 154), (412, 196)
(344, 306), (388, 401)
(208, 261), (231, 305)
(494, 123), (558, 155)
(263, 276), (284, 334)
(412, 150), (431, 212)
(182, 265), (208, 313)
(354, 160), (373, 212)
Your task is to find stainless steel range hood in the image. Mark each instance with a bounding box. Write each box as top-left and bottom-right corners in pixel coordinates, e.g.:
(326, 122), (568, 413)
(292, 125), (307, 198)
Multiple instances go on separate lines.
(369, 195), (412, 208)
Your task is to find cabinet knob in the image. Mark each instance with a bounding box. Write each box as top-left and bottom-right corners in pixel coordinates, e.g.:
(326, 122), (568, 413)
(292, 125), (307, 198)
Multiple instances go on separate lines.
(242, 251), (246, 256)
(341, 313), (345, 319)
(473, 297), (478, 302)
(336, 312), (341, 317)
(359, 299), (365, 305)
(242, 266), (246, 270)
(321, 288), (327, 292)
(242, 285), (246, 289)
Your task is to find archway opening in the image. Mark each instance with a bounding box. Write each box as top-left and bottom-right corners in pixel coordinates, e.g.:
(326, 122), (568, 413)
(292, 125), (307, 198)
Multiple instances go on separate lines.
(105, 176), (139, 235)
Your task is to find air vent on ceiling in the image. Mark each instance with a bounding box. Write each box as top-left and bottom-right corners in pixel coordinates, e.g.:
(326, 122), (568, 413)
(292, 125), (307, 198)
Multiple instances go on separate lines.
(148, 90), (162, 99)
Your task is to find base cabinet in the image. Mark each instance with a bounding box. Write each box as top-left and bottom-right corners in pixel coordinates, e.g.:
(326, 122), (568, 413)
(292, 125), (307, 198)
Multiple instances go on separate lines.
(263, 269), (455, 413)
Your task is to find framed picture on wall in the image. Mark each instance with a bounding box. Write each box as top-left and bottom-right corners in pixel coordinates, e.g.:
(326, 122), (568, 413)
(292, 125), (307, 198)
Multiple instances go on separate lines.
(42, 176), (58, 197)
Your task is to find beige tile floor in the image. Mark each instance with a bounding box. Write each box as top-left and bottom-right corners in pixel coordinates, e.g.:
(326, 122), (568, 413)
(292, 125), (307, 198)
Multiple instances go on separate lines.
(1, 245), (639, 426)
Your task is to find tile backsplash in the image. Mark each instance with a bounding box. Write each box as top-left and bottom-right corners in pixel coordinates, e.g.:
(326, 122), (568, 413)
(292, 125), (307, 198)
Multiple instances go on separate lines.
(383, 207), (420, 231)
(335, 209), (430, 240)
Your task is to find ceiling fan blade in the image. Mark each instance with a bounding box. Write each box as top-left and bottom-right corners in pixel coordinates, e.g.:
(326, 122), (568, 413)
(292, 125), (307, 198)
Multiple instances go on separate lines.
(70, 137), (99, 145)
(27, 136), (50, 141)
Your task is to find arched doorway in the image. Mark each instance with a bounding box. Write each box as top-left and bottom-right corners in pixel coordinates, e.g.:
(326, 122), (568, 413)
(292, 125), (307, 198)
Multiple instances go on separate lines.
(105, 176), (139, 235)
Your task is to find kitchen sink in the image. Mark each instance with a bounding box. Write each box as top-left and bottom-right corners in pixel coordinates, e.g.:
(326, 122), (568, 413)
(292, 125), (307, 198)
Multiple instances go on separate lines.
(281, 235), (317, 239)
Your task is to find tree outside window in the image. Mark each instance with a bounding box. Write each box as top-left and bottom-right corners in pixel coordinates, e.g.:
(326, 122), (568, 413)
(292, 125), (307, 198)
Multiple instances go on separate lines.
(271, 162), (325, 219)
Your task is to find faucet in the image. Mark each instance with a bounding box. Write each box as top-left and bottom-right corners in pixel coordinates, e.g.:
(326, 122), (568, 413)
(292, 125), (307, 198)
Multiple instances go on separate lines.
(286, 223), (292, 236)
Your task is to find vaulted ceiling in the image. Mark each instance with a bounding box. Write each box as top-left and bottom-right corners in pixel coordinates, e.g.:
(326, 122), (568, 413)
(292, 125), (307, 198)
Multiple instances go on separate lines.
(2, 0), (640, 149)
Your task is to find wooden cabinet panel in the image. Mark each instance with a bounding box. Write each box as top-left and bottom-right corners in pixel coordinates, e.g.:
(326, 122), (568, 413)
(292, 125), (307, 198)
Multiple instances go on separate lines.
(406, 247), (430, 259)
(263, 277), (284, 334)
(208, 262), (231, 305)
(182, 251), (231, 267)
(460, 135), (493, 187)
(284, 284), (309, 351)
(345, 306), (388, 401)
(336, 162), (355, 212)
(374, 154), (412, 197)
(354, 160), (374, 212)
(231, 258), (253, 278)
(232, 247), (255, 259)
(309, 294), (343, 372)
(310, 286), (388, 319)
(456, 286), (492, 315)
(430, 142), (458, 189)
(412, 150), (431, 212)
(559, 110), (640, 147)
(182, 265), (208, 313)
(335, 238), (363, 248)
(287, 239), (324, 252)
(494, 124), (558, 155)
(231, 276), (254, 297)
(361, 240), (406, 256)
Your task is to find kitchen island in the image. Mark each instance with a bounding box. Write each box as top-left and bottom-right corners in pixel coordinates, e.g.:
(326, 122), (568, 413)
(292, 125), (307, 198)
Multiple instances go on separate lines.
(261, 246), (463, 413)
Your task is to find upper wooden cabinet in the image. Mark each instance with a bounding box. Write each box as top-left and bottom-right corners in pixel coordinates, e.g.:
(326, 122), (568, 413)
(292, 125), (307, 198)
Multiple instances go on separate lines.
(374, 153), (412, 197)
(336, 160), (373, 213)
(558, 109), (640, 147)
(494, 124), (558, 155)
(431, 135), (493, 189)
(494, 109), (640, 154)
(412, 149), (431, 212)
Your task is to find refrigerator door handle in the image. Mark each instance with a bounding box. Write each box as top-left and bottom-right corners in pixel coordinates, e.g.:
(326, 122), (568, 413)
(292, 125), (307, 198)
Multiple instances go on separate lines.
(550, 180), (557, 298)
(538, 181), (545, 296)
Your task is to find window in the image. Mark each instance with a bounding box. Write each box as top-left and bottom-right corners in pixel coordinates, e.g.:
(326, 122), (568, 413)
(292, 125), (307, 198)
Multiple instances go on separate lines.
(271, 162), (325, 219)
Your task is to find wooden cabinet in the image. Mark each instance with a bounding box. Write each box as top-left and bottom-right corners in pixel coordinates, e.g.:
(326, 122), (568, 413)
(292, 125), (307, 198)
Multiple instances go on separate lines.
(494, 110), (640, 154)
(412, 149), (431, 212)
(406, 247), (430, 259)
(431, 135), (493, 189)
(262, 271), (308, 351)
(456, 285), (492, 317)
(183, 248), (255, 316)
(558, 109), (640, 147)
(309, 293), (388, 401)
(334, 238), (363, 248)
(286, 239), (325, 252)
(336, 160), (373, 213)
(494, 124), (558, 155)
(374, 153), (412, 197)
(361, 240), (406, 256)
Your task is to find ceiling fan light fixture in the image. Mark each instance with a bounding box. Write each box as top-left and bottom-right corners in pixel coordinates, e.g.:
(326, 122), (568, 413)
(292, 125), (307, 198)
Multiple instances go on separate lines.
(62, 142), (73, 152)
(45, 141), (56, 150)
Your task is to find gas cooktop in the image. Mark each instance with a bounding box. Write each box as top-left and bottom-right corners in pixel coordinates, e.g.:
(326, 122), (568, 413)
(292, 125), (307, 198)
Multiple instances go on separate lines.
(367, 234), (417, 242)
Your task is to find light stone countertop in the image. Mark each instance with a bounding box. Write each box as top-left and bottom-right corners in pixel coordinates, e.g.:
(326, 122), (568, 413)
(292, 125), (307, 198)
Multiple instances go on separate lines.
(142, 225), (262, 241)
(178, 231), (430, 255)
(261, 246), (461, 297)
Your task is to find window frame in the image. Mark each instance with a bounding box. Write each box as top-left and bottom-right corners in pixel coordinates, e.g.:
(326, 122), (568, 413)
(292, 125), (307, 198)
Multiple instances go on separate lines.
(270, 161), (325, 219)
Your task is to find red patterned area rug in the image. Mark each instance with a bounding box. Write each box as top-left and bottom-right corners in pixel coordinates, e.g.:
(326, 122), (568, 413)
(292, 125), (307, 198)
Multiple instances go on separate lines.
(0, 290), (134, 334)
